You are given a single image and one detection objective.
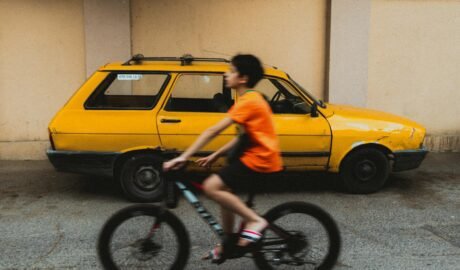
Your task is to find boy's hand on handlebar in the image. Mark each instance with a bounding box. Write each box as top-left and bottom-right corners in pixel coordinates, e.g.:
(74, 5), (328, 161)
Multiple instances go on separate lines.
(196, 153), (218, 169)
(163, 156), (188, 172)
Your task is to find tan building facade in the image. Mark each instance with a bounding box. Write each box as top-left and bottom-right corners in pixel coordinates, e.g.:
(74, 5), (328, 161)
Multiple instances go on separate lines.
(367, 0), (460, 152)
(0, 0), (459, 160)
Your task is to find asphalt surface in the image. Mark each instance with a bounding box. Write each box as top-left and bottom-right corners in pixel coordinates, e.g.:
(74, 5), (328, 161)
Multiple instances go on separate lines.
(0, 153), (459, 269)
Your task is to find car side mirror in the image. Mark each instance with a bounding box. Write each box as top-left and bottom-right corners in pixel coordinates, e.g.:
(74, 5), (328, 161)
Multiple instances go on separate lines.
(311, 103), (318, 117)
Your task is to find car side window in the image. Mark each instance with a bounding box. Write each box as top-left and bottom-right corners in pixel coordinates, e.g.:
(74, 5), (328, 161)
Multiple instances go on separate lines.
(85, 73), (169, 109)
(256, 78), (312, 114)
(165, 74), (233, 112)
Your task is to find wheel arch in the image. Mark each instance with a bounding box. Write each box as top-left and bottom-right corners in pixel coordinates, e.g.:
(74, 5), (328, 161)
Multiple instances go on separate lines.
(113, 147), (170, 179)
(338, 143), (393, 172)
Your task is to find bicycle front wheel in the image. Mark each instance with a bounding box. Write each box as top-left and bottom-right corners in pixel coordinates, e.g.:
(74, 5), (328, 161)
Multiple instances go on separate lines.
(254, 202), (341, 270)
(98, 204), (190, 270)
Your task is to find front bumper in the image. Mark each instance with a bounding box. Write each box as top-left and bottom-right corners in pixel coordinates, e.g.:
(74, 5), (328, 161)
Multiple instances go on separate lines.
(393, 149), (428, 172)
(46, 149), (120, 177)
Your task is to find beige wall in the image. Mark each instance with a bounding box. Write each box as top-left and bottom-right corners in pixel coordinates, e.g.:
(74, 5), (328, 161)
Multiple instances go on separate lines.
(1, 0), (459, 160)
(368, 0), (460, 151)
(131, 0), (327, 99)
(84, 0), (131, 77)
(328, 0), (371, 107)
(0, 0), (86, 159)
(1, 0), (328, 159)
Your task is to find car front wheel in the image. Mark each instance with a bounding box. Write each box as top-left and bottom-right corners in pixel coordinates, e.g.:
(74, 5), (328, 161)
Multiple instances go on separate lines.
(119, 153), (164, 202)
(340, 148), (390, 194)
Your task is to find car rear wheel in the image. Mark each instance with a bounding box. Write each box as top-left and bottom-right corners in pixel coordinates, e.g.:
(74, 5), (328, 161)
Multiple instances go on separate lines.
(119, 153), (164, 202)
(340, 148), (389, 194)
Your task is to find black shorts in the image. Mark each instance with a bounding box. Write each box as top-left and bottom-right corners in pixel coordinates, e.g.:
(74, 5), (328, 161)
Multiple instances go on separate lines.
(217, 159), (281, 192)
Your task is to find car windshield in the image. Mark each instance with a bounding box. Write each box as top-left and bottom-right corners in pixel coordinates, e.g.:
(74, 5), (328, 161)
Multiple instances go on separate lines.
(288, 75), (325, 108)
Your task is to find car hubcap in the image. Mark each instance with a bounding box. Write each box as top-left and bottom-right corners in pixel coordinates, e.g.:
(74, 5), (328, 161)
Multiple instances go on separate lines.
(134, 165), (161, 191)
(355, 160), (377, 182)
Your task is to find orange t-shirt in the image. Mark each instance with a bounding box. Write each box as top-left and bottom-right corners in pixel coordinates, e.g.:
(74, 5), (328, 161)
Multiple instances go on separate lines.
(228, 91), (283, 173)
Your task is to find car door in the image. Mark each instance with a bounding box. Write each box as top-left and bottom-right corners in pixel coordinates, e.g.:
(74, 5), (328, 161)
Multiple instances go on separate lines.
(156, 73), (235, 167)
(254, 77), (332, 170)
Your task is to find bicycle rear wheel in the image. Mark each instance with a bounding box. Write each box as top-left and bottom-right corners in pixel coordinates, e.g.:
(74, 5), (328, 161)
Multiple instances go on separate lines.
(253, 202), (341, 270)
(98, 204), (190, 270)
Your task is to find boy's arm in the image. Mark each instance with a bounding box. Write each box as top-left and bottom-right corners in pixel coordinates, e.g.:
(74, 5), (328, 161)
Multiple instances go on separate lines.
(195, 137), (238, 168)
(164, 117), (234, 171)
(180, 117), (234, 159)
(213, 137), (238, 157)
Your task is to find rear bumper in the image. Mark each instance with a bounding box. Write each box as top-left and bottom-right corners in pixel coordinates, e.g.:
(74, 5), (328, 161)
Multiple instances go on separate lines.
(46, 149), (119, 177)
(393, 149), (428, 172)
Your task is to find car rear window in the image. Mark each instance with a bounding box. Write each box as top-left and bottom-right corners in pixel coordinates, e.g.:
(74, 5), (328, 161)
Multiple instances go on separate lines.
(165, 73), (234, 113)
(85, 72), (169, 110)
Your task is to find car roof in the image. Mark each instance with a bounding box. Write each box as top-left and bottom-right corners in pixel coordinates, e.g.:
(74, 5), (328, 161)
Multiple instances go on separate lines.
(99, 61), (288, 78)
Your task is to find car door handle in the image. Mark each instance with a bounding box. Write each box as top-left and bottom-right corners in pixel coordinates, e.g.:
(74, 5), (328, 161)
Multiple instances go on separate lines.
(161, 118), (181, 123)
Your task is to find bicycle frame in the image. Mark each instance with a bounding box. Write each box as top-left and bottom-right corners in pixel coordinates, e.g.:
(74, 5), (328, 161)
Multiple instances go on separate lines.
(164, 173), (296, 255)
(171, 178), (293, 245)
(174, 180), (225, 237)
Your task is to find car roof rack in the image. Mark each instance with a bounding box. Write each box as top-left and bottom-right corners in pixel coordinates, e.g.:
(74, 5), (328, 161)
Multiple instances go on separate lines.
(123, 54), (230, 66)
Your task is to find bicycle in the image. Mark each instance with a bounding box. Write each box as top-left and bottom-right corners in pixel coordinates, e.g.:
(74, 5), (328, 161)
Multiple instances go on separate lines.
(97, 165), (341, 269)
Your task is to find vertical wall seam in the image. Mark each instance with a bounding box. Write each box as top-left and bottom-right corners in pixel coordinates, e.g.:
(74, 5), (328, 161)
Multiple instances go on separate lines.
(128, 0), (133, 57)
(324, 0), (332, 102)
(82, 0), (88, 77)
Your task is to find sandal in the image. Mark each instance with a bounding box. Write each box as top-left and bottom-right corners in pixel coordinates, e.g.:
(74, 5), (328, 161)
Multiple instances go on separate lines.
(202, 243), (226, 264)
(202, 226), (267, 262)
(229, 227), (267, 258)
(240, 229), (264, 243)
(202, 233), (241, 263)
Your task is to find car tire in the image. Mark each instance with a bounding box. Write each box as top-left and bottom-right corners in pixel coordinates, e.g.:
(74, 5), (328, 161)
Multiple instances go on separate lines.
(118, 153), (164, 202)
(340, 148), (390, 194)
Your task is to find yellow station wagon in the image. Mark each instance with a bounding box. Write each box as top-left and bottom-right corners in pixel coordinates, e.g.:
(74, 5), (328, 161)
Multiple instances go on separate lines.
(47, 54), (427, 202)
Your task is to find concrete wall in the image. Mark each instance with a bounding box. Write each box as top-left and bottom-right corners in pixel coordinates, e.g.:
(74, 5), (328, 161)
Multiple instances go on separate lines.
(0, 0), (86, 159)
(131, 0), (327, 99)
(368, 0), (460, 151)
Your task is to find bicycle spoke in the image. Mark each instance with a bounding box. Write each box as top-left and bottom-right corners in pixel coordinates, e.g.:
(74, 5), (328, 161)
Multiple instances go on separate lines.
(108, 214), (180, 268)
(111, 241), (138, 252)
(255, 204), (340, 270)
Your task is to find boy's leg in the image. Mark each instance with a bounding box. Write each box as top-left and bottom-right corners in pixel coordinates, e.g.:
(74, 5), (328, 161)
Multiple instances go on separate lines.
(221, 205), (235, 234)
(218, 185), (235, 234)
(203, 174), (267, 246)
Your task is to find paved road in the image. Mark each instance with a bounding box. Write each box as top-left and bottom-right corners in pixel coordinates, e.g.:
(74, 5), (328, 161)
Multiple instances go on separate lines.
(1, 153), (459, 269)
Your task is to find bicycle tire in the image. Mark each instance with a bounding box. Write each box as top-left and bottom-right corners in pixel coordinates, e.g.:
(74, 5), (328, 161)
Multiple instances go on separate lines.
(253, 201), (341, 270)
(98, 204), (190, 270)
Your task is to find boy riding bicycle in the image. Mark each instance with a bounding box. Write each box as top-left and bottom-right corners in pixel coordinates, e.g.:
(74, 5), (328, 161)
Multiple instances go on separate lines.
(163, 54), (283, 262)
